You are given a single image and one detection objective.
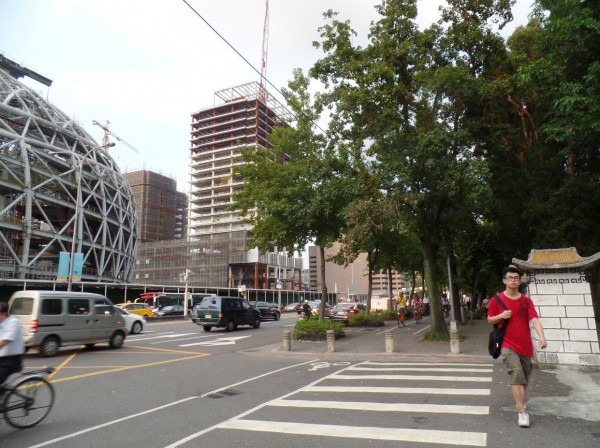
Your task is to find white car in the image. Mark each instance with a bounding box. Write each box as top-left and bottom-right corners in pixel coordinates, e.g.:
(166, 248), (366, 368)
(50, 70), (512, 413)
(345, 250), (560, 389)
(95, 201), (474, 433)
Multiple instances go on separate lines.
(115, 307), (144, 334)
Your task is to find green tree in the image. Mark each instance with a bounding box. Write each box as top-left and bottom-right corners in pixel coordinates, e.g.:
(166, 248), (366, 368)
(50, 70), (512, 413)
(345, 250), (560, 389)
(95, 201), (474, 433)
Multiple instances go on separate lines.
(233, 70), (355, 320)
(309, 0), (513, 335)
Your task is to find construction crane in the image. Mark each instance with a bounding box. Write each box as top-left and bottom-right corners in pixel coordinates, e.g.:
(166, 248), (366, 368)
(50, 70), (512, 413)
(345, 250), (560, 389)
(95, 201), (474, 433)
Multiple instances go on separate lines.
(258, 0), (269, 103)
(92, 120), (139, 153)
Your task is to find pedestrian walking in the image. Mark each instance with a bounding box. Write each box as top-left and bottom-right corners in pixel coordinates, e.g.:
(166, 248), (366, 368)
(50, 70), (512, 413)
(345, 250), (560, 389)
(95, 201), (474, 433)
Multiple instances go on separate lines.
(487, 266), (547, 428)
(481, 295), (490, 311)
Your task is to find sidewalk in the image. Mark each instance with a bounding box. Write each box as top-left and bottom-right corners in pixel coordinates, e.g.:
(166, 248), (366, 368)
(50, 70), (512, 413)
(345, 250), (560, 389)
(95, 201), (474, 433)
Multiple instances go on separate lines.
(266, 315), (600, 423)
(271, 315), (492, 360)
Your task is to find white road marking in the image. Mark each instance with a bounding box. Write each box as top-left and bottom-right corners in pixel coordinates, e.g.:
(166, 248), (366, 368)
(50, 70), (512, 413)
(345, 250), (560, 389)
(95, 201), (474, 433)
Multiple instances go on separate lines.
(126, 332), (196, 342)
(217, 420), (487, 447)
(269, 399), (489, 415)
(302, 385), (490, 395)
(361, 362), (493, 367)
(348, 366), (493, 373)
(28, 359), (318, 448)
(331, 373), (492, 382)
(180, 336), (250, 347)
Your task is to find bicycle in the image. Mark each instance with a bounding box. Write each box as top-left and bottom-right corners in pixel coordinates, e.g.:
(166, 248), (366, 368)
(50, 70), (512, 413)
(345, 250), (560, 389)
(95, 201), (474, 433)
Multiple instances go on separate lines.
(397, 308), (406, 327)
(0, 367), (55, 429)
(414, 305), (423, 324)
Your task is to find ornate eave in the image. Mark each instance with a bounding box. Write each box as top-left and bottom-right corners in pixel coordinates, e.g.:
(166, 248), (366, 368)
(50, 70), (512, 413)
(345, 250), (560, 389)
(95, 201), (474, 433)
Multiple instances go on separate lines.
(513, 247), (600, 271)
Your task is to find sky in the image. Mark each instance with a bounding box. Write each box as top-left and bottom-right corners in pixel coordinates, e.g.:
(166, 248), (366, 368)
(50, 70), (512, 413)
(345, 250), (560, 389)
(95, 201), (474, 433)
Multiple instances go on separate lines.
(1, 0), (533, 192)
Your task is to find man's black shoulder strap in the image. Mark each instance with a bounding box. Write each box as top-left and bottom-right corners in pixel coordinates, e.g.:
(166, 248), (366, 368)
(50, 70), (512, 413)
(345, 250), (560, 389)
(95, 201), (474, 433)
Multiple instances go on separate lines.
(493, 293), (508, 310)
(493, 293), (509, 329)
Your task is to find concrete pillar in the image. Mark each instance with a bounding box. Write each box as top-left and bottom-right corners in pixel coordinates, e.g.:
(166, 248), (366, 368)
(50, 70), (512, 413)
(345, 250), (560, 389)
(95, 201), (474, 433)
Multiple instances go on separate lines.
(385, 331), (394, 354)
(282, 330), (291, 351)
(326, 329), (335, 353)
(449, 321), (461, 354)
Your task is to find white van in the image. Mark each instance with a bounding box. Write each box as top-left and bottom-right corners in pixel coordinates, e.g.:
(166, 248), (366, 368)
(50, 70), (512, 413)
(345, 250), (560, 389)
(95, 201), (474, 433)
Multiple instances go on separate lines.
(8, 290), (127, 357)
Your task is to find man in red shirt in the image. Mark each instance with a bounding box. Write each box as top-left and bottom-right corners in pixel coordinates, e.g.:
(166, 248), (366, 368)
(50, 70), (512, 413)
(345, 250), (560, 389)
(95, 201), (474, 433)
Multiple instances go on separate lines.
(487, 266), (547, 428)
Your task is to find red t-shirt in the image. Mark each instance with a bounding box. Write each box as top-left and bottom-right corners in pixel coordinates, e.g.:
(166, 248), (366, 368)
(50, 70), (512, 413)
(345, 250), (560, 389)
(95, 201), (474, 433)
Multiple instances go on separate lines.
(487, 292), (539, 357)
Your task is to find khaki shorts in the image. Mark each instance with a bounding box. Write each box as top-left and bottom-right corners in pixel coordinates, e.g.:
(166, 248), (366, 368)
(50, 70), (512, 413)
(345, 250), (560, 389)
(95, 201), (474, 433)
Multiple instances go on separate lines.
(501, 348), (532, 385)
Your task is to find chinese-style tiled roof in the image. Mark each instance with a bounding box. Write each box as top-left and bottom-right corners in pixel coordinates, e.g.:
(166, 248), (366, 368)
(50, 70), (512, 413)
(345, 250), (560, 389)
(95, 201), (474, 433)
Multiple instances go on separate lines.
(513, 247), (600, 270)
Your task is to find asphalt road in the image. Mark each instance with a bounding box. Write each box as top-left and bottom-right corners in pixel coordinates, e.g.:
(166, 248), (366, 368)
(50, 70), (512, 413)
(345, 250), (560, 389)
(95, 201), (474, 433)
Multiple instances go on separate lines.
(2, 313), (598, 448)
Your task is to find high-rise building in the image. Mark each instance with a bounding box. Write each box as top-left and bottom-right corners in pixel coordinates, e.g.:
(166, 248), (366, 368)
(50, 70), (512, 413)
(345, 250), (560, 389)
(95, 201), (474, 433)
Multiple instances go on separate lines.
(188, 81), (291, 236)
(123, 170), (187, 243)
(132, 83), (302, 288)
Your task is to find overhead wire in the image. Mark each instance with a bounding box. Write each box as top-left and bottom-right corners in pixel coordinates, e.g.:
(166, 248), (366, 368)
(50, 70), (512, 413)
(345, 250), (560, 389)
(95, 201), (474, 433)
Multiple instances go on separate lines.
(180, 0), (326, 134)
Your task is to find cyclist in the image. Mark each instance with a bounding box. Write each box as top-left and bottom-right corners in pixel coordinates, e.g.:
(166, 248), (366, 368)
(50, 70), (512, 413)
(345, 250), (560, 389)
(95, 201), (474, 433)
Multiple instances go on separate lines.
(301, 300), (312, 320)
(412, 295), (422, 324)
(0, 302), (24, 392)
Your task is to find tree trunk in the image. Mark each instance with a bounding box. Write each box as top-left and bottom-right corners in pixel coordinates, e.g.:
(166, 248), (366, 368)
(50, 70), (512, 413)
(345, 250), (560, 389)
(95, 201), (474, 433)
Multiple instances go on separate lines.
(422, 251), (447, 335)
(366, 251), (373, 315)
(387, 266), (393, 311)
(319, 245), (327, 322)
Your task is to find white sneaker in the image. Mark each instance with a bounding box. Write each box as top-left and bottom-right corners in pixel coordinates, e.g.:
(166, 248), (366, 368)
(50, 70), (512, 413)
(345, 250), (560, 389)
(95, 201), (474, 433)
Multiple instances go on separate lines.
(518, 412), (530, 427)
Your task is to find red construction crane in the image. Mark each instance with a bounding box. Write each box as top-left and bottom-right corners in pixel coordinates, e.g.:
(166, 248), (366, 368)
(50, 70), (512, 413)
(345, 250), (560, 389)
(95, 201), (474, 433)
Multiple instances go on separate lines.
(259, 0), (269, 102)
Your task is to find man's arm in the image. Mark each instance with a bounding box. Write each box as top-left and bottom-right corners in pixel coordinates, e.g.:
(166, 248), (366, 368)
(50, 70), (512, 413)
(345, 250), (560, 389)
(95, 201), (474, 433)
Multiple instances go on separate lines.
(487, 309), (512, 325)
(530, 318), (547, 349)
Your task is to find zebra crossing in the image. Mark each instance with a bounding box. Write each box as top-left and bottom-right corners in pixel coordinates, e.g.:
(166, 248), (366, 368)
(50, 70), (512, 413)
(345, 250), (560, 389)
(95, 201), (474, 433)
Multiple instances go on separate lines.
(213, 360), (494, 446)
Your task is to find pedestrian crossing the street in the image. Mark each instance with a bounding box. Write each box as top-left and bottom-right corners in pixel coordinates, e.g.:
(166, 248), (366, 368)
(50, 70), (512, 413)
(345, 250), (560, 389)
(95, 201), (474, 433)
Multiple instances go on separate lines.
(212, 360), (494, 446)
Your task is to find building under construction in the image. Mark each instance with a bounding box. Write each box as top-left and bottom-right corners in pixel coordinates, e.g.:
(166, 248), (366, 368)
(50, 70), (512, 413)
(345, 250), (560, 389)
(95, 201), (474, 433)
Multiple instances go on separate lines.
(188, 81), (291, 236)
(133, 82), (302, 289)
(122, 170), (187, 243)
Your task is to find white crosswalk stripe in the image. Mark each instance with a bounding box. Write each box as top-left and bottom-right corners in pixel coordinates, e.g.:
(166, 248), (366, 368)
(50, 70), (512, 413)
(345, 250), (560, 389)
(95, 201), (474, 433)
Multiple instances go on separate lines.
(213, 360), (493, 446)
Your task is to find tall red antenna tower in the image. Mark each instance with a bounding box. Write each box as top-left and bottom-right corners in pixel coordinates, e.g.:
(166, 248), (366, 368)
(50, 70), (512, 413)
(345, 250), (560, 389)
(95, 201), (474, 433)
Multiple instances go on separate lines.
(259, 0), (269, 102)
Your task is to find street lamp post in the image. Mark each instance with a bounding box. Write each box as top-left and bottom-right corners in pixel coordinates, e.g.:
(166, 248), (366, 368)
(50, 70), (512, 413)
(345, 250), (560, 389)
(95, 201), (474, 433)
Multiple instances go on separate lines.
(180, 268), (191, 317)
(51, 143), (114, 291)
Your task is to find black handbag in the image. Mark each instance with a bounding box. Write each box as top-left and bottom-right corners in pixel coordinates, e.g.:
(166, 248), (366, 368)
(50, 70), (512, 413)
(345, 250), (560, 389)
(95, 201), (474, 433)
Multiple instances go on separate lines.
(488, 293), (509, 359)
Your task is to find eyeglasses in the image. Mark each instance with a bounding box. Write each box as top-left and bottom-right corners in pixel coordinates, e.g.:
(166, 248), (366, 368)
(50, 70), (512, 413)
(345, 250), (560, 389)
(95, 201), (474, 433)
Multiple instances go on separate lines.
(505, 276), (521, 281)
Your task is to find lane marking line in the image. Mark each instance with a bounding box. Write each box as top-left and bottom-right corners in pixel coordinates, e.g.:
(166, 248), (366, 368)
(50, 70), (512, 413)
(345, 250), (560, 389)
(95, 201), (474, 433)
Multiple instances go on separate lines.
(218, 420), (487, 447)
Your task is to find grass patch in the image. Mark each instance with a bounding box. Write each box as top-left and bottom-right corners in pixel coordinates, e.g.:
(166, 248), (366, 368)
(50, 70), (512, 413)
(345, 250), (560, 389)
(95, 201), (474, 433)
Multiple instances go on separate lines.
(420, 331), (466, 342)
(293, 316), (345, 341)
(348, 312), (385, 327)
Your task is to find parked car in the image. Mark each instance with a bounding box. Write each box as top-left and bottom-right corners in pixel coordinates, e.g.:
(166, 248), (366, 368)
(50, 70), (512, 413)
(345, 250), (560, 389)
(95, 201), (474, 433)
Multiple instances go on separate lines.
(328, 302), (367, 323)
(284, 302), (300, 312)
(115, 302), (153, 318)
(196, 296), (261, 332)
(155, 304), (184, 316)
(250, 301), (281, 320)
(115, 307), (144, 334)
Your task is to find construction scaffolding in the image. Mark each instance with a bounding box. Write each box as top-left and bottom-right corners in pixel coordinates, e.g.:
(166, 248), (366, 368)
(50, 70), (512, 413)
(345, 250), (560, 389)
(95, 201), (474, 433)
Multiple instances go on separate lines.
(123, 170), (187, 243)
(133, 231), (303, 289)
(0, 64), (138, 283)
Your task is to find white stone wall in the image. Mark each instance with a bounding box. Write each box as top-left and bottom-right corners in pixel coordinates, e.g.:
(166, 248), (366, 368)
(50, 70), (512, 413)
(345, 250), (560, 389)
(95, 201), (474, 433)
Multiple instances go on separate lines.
(527, 269), (600, 367)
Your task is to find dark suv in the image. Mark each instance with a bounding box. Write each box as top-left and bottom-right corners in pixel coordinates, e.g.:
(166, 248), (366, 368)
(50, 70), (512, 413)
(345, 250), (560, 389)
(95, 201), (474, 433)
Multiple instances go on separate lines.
(196, 296), (261, 332)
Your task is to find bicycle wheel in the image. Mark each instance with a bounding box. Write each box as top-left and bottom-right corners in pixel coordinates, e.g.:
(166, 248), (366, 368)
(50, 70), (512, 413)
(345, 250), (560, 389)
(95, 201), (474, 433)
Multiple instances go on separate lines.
(3, 376), (55, 429)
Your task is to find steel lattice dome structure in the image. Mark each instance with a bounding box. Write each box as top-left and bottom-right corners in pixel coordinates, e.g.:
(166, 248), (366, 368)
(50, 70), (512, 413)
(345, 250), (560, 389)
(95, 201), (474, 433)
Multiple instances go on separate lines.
(0, 68), (138, 284)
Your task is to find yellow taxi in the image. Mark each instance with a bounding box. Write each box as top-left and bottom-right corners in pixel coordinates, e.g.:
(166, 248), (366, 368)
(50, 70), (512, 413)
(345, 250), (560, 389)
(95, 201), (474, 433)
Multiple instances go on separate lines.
(115, 302), (153, 318)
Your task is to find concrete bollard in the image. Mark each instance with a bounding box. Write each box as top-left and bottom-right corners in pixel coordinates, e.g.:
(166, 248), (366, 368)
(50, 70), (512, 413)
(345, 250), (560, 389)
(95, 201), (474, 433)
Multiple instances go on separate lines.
(449, 321), (461, 354)
(385, 331), (394, 354)
(326, 329), (336, 353)
(460, 305), (468, 325)
(282, 330), (291, 351)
